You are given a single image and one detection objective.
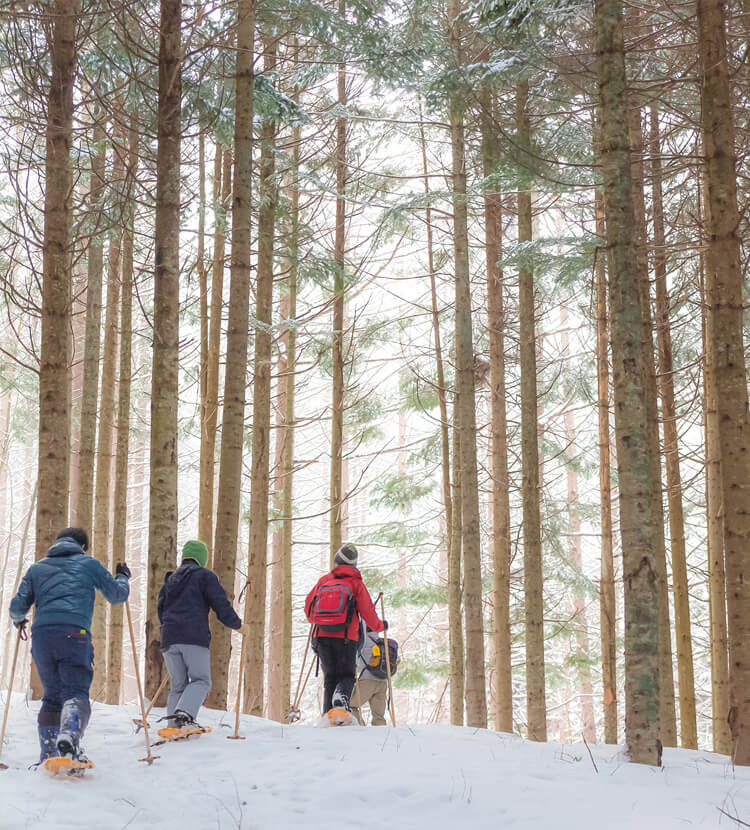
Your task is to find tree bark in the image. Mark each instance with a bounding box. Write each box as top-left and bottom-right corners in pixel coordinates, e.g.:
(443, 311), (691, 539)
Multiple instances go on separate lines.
(699, 168), (731, 756)
(448, 416), (464, 725)
(91, 223), (121, 701)
(696, 0), (750, 765)
(627, 101), (676, 748)
(595, 0), (662, 766)
(649, 106), (697, 749)
(106, 118), (138, 706)
(243, 34), (276, 717)
(447, 0), (486, 728)
(200, 144), (231, 559)
(516, 80), (546, 742)
(594, 175), (617, 744)
(207, 0), (254, 711)
(37, 0), (76, 559)
(329, 0), (347, 564)
(418, 101), (452, 581)
(76, 115), (105, 533)
(145, 0), (181, 698)
(267, 105), (299, 723)
(480, 88), (513, 735)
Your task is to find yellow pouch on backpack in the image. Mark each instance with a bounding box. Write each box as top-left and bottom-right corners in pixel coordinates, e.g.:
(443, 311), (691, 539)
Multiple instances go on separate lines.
(369, 644), (381, 667)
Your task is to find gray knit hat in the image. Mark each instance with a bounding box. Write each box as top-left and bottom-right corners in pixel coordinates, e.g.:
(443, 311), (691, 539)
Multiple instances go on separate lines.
(334, 543), (358, 567)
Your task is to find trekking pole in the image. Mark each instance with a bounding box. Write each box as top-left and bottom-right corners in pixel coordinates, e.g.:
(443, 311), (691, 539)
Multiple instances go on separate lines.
(0, 624), (26, 771)
(125, 600), (158, 764)
(133, 673), (168, 732)
(287, 624), (313, 723)
(227, 628), (248, 740)
(378, 594), (397, 727)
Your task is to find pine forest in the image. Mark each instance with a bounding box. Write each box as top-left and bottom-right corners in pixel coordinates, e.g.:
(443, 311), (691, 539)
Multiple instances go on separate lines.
(2, 0), (750, 772)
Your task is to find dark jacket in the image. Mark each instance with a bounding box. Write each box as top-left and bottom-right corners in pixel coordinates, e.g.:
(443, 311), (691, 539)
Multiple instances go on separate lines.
(158, 559), (242, 649)
(9, 537), (130, 632)
(304, 564), (384, 641)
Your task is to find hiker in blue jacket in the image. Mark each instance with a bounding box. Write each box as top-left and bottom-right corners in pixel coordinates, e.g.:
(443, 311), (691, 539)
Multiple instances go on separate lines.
(9, 527), (131, 762)
(158, 540), (247, 728)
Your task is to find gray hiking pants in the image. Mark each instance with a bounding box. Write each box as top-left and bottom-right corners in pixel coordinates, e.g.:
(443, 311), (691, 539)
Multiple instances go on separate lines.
(162, 644), (212, 719)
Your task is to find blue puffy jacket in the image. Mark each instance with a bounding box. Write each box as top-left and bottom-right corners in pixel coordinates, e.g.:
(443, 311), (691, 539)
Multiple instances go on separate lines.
(158, 559), (242, 649)
(9, 536), (130, 632)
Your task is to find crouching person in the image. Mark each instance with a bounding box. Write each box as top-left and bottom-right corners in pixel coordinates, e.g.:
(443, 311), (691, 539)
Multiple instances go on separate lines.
(158, 540), (247, 728)
(9, 527), (131, 763)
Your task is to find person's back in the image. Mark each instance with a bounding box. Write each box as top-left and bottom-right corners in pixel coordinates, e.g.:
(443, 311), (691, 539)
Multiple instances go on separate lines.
(158, 558), (241, 650)
(158, 540), (245, 729)
(305, 544), (385, 716)
(12, 535), (129, 632)
(8, 526), (131, 764)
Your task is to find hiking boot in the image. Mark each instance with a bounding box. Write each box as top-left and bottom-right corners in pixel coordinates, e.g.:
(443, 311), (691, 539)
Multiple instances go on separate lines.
(56, 732), (80, 759)
(172, 709), (195, 729)
(332, 691), (351, 712)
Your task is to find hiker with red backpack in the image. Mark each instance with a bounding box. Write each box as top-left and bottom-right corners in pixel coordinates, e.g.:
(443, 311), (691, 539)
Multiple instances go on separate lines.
(304, 543), (385, 718)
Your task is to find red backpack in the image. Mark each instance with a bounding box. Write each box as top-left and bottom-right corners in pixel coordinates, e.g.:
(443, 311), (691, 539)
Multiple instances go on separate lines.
(309, 582), (355, 635)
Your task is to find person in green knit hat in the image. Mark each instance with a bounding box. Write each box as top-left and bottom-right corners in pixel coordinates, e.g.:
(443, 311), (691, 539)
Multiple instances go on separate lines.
(158, 540), (248, 728)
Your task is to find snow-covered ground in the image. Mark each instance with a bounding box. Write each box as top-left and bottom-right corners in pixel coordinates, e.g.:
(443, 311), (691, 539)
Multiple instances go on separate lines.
(0, 694), (747, 829)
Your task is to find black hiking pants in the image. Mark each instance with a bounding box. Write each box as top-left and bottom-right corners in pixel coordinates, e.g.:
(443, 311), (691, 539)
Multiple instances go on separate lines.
(316, 637), (358, 712)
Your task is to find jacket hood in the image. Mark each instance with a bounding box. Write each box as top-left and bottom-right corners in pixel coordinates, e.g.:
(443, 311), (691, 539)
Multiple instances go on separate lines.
(47, 538), (87, 558)
(331, 564), (360, 580)
(163, 560), (201, 604)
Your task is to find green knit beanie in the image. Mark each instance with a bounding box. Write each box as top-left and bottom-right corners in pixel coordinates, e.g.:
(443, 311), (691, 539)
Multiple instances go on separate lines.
(182, 540), (208, 568)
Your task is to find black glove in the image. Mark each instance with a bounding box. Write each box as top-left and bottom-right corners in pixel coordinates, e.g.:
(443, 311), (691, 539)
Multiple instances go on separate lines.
(116, 562), (132, 579)
(14, 619), (28, 632)
(383, 620), (388, 631)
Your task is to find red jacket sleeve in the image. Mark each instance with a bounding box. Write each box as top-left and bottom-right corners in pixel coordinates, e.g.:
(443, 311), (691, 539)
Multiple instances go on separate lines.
(354, 581), (384, 633)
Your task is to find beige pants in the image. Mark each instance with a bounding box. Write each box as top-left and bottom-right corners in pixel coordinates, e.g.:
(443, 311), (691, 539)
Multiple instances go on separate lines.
(352, 676), (387, 726)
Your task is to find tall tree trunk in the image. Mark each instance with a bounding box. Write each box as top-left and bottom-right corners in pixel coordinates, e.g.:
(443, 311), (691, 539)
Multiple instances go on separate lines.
(197, 128), (209, 547)
(699, 169), (731, 755)
(628, 101), (676, 747)
(329, 0), (347, 564)
(91, 225), (122, 701)
(697, 0), (750, 765)
(145, 0), (181, 698)
(244, 35), (276, 717)
(34, 0), (77, 700)
(268, 286), (290, 723)
(594, 175), (617, 744)
(595, 0), (662, 765)
(37, 0), (76, 557)
(200, 144), (231, 559)
(76, 115), (105, 532)
(207, 0), (254, 711)
(418, 100), (452, 581)
(267, 108), (299, 723)
(448, 416), (464, 725)
(480, 88), (513, 734)
(516, 79), (546, 742)
(649, 106), (697, 749)
(447, 0), (486, 729)
(106, 119), (138, 705)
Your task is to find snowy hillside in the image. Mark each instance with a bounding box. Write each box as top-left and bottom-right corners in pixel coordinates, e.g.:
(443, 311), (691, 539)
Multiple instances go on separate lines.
(0, 695), (747, 829)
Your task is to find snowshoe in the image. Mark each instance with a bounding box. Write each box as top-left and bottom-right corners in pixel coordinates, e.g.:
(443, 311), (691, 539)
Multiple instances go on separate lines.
(156, 725), (211, 741)
(327, 707), (353, 726)
(43, 754), (94, 776)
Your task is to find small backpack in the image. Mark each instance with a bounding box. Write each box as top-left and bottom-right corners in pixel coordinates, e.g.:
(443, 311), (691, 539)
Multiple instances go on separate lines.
(365, 637), (399, 679)
(309, 583), (356, 635)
